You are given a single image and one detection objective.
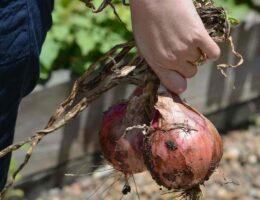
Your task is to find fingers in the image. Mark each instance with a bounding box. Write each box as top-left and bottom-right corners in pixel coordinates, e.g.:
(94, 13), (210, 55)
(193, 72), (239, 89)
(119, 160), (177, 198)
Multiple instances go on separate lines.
(176, 61), (198, 78)
(197, 31), (221, 61)
(152, 51), (199, 79)
(152, 66), (187, 94)
(185, 47), (202, 63)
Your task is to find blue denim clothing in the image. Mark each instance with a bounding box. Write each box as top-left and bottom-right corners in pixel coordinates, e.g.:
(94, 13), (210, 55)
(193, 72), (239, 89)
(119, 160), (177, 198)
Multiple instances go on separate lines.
(0, 0), (54, 190)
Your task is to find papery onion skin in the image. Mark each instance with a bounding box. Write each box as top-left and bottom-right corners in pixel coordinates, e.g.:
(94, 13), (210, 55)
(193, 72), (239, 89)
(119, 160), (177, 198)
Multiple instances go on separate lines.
(143, 91), (223, 190)
(99, 96), (147, 174)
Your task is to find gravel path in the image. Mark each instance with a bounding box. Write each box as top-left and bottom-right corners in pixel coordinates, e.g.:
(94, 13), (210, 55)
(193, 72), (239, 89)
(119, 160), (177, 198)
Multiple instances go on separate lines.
(35, 126), (260, 200)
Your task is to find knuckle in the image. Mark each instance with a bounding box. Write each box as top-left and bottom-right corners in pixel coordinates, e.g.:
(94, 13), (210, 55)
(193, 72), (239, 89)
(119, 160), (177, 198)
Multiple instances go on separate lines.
(166, 52), (178, 63)
(176, 44), (189, 56)
(163, 51), (178, 66)
(192, 28), (202, 43)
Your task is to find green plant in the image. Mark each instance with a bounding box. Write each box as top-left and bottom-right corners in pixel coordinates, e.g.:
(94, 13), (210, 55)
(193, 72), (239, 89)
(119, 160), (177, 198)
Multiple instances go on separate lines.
(214, 0), (250, 20)
(4, 155), (27, 199)
(40, 0), (132, 79)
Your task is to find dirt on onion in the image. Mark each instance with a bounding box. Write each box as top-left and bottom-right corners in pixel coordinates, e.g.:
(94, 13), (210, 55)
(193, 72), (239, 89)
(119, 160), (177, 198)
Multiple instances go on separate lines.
(143, 90), (223, 198)
(99, 89), (151, 175)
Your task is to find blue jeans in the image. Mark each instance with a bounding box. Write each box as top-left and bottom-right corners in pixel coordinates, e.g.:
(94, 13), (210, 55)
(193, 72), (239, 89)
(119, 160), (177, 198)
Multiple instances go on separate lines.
(0, 0), (53, 190)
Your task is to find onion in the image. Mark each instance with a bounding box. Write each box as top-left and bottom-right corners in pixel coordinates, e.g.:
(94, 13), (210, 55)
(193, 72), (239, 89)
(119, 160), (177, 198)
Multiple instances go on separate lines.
(143, 91), (223, 192)
(99, 89), (149, 175)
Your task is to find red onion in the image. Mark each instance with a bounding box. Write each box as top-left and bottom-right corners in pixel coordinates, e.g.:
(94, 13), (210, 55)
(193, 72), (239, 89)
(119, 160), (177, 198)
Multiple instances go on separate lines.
(99, 91), (149, 175)
(143, 91), (223, 191)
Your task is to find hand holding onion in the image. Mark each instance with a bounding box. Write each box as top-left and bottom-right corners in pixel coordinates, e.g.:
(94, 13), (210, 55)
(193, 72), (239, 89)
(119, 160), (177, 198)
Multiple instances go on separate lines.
(97, 0), (238, 197)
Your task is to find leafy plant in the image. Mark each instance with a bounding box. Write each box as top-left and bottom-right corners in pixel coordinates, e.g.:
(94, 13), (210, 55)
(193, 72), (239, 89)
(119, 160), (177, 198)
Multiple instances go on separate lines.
(40, 0), (132, 79)
(214, 0), (251, 20)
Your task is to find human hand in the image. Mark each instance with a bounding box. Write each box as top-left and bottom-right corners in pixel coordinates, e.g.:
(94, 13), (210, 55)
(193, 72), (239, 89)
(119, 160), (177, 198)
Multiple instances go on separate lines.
(130, 0), (221, 93)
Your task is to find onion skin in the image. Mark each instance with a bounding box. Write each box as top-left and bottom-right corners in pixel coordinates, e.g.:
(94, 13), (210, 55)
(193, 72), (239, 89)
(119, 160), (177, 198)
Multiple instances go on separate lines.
(99, 94), (148, 174)
(143, 91), (223, 190)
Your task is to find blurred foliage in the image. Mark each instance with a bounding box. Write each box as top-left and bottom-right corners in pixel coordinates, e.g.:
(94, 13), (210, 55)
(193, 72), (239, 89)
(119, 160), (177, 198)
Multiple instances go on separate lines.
(8, 159), (22, 182)
(40, 0), (132, 79)
(214, 0), (250, 20)
(5, 144), (31, 199)
(8, 144), (29, 182)
(5, 189), (24, 200)
(215, 0), (260, 20)
(40, 0), (260, 80)
(5, 159), (25, 200)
